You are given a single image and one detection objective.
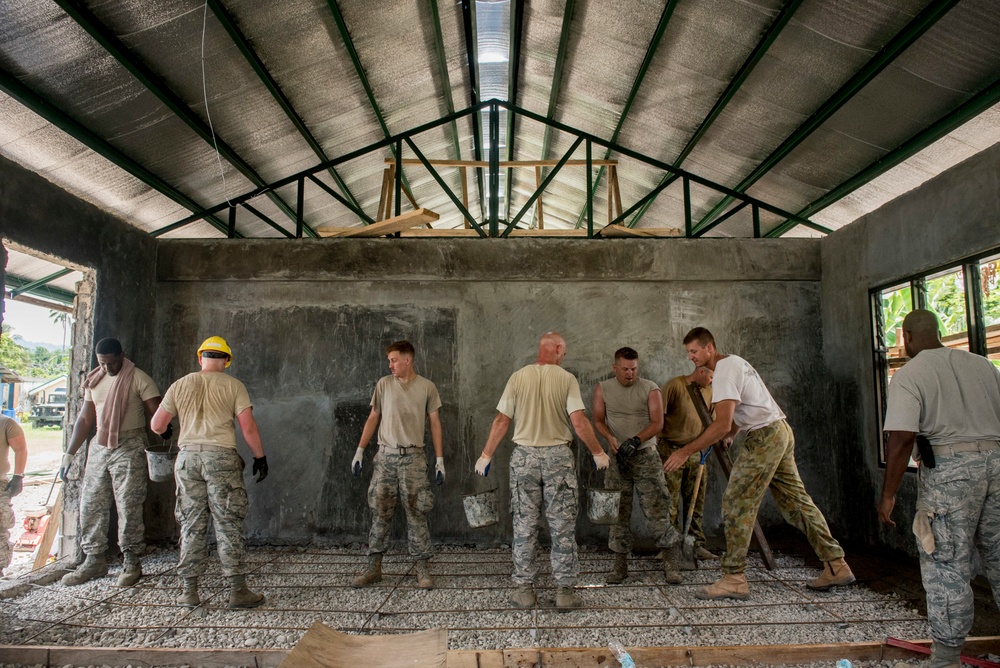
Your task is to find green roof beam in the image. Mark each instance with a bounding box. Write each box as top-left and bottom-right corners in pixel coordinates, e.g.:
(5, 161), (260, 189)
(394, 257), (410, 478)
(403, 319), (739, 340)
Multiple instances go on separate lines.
(573, 0), (680, 229)
(537, 0), (575, 166)
(628, 0), (805, 230)
(429, 0), (463, 162)
(693, 0), (960, 235)
(9, 268), (74, 298)
(502, 0), (526, 221)
(461, 0), (486, 219)
(207, 0), (360, 217)
(5, 274), (76, 306)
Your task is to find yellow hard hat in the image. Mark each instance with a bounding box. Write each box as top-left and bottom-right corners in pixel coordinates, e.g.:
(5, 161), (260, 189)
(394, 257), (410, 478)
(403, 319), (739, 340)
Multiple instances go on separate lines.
(197, 336), (232, 368)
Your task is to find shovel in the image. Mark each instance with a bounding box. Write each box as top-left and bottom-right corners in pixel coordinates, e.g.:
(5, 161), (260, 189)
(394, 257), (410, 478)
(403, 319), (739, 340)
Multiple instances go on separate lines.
(679, 448), (711, 569)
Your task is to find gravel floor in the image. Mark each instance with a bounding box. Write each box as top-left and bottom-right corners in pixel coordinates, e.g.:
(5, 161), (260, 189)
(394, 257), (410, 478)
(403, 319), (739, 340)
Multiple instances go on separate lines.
(0, 544), (936, 658)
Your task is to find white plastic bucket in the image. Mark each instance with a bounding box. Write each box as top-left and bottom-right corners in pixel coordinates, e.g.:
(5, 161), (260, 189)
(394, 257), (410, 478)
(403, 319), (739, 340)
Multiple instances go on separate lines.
(586, 487), (620, 525)
(463, 489), (499, 528)
(145, 446), (178, 482)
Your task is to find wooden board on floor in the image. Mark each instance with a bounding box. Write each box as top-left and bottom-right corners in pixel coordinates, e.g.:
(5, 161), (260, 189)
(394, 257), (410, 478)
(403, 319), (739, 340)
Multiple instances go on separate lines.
(279, 622), (447, 667)
(600, 224), (682, 237)
(316, 208), (440, 238)
(32, 486), (62, 570)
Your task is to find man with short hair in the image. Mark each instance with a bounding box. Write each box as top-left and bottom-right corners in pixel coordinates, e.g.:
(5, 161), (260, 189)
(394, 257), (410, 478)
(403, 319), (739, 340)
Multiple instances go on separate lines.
(1, 414), (27, 576)
(351, 340), (444, 590)
(879, 309), (1000, 668)
(666, 327), (853, 599)
(61, 338), (164, 587)
(594, 347), (683, 585)
(659, 365), (716, 561)
(151, 336), (269, 609)
(475, 332), (610, 611)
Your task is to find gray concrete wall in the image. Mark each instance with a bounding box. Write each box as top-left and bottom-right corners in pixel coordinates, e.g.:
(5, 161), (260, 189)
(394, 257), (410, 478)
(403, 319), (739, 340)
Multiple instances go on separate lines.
(820, 141), (1000, 553)
(155, 238), (836, 547)
(0, 155), (167, 544)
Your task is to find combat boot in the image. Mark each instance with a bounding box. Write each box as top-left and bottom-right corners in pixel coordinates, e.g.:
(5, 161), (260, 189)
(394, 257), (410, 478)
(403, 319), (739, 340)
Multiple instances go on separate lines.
(177, 577), (200, 607)
(61, 554), (108, 586)
(228, 574), (265, 609)
(414, 560), (434, 589)
(351, 553), (383, 588)
(695, 546), (717, 561)
(696, 573), (750, 600)
(555, 586), (584, 611)
(806, 558), (855, 591)
(894, 642), (961, 668)
(662, 547), (683, 584)
(605, 552), (628, 584)
(117, 551), (142, 587)
(510, 584), (536, 608)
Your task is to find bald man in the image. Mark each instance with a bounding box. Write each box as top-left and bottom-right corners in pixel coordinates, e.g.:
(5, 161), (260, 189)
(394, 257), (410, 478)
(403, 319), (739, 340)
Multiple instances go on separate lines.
(475, 332), (610, 611)
(880, 309), (1000, 668)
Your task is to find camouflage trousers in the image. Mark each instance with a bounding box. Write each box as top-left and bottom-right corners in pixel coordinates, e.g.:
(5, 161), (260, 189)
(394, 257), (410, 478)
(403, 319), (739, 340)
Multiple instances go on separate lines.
(659, 439), (707, 548)
(174, 447), (249, 578)
(721, 420), (843, 574)
(367, 449), (434, 559)
(0, 480), (14, 572)
(607, 446), (680, 554)
(915, 447), (1000, 648)
(80, 429), (148, 557)
(510, 445), (579, 587)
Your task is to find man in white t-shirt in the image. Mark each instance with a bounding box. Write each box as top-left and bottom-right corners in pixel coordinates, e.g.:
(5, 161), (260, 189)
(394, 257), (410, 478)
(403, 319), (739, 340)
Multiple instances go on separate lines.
(879, 309), (1000, 668)
(61, 338), (165, 588)
(474, 332), (610, 611)
(351, 340), (444, 590)
(665, 327), (853, 599)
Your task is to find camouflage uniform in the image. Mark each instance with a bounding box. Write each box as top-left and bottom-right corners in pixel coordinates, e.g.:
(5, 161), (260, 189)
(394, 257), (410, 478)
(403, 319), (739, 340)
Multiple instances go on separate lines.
(916, 447), (1000, 648)
(174, 446), (248, 577)
(0, 480), (13, 571)
(721, 420), (843, 574)
(608, 446), (680, 554)
(79, 429), (149, 557)
(658, 440), (707, 548)
(367, 448), (434, 559)
(510, 445), (579, 587)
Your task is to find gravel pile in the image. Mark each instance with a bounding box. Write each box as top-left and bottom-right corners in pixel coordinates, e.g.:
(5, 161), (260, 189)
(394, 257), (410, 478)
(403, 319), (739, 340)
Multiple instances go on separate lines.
(0, 544), (932, 660)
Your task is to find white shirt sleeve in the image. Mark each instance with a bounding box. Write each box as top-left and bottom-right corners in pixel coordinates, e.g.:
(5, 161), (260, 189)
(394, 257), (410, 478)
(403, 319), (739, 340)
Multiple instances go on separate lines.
(883, 372), (921, 433)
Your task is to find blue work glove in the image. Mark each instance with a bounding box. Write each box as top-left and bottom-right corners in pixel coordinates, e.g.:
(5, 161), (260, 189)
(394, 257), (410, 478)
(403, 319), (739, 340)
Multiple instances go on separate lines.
(435, 457), (445, 485)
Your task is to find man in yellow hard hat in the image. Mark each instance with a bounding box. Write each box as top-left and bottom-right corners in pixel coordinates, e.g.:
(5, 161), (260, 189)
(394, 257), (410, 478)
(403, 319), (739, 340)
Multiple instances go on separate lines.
(152, 336), (269, 609)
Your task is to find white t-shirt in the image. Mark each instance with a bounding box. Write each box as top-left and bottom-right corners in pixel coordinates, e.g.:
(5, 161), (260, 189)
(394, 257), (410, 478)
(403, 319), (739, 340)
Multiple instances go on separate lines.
(497, 364), (585, 446)
(85, 368), (160, 434)
(711, 355), (785, 432)
(883, 347), (1000, 445)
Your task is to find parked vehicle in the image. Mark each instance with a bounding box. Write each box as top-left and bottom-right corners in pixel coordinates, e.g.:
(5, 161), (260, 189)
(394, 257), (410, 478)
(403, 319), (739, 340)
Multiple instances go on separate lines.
(29, 389), (66, 428)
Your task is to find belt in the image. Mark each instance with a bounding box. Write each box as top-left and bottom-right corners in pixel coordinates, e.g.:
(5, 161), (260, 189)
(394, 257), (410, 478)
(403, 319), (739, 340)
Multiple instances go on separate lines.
(517, 442), (570, 448)
(931, 440), (1000, 456)
(747, 419), (785, 436)
(638, 443), (656, 452)
(381, 445), (423, 454)
(181, 443), (234, 452)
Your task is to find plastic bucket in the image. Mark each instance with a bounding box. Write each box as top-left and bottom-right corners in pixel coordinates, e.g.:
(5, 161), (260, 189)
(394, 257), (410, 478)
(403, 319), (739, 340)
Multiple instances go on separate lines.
(463, 489), (499, 528)
(586, 487), (621, 525)
(145, 446), (178, 482)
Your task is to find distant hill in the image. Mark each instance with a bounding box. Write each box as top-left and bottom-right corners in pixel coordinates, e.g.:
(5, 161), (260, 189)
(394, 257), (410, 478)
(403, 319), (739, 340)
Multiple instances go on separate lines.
(12, 336), (62, 352)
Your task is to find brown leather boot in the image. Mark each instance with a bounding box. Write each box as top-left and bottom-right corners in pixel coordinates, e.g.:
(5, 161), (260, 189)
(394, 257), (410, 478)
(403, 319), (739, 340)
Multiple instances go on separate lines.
(414, 560), (434, 589)
(806, 557), (856, 590)
(61, 555), (109, 586)
(228, 574), (265, 609)
(116, 551), (142, 587)
(177, 577), (200, 607)
(605, 553), (628, 584)
(352, 553), (383, 588)
(509, 584), (536, 608)
(662, 548), (683, 585)
(696, 573), (750, 600)
(555, 586), (584, 611)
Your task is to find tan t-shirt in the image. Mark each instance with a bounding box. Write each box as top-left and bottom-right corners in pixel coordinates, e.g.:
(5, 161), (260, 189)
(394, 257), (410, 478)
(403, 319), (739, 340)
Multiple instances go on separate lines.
(0, 416), (24, 477)
(660, 375), (712, 445)
(371, 375), (442, 448)
(497, 364), (585, 446)
(600, 377), (660, 448)
(85, 368), (160, 436)
(160, 372), (253, 449)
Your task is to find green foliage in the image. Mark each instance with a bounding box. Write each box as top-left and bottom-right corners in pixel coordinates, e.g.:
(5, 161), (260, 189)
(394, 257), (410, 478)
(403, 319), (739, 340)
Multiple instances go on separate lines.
(925, 270), (967, 336)
(0, 324), (68, 379)
(881, 286), (912, 347)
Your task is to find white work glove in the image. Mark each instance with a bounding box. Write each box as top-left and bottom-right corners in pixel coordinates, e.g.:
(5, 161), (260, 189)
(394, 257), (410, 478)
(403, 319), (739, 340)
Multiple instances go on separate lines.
(351, 447), (365, 477)
(592, 451), (610, 470)
(434, 457), (445, 484)
(59, 452), (74, 482)
(475, 454), (492, 477)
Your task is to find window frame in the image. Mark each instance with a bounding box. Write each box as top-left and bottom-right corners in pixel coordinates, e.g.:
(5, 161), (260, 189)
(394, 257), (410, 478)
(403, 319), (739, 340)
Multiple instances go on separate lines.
(870, 249), (994, 467)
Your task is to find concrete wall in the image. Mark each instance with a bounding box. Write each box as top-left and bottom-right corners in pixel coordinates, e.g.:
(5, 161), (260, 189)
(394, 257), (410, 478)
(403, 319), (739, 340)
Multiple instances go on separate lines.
(821, 141), (1000, 553)
(155, 238), (835, 546)
(0, 155), (167, 546)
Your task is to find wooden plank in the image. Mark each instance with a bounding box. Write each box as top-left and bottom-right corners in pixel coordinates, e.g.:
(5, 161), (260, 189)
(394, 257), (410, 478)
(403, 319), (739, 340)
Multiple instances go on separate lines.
(383, 164), (396, 222)
(508, 229), (589, 237)
(607, 165), (614, 226)
(385, 158), (618, 168)
(449, 650), (498, 667)
(534, 165), (544, 230)
(0, 646), (288, 667)
(461, 167), (470, 229)
(280, 622), (446, 668)
(400, 228), (481, 237)
(611, 165), (623, 219)
(10, 294), (74, 314)
(33, 486), (61, 570)
(316, 208), (440, 238)
(600, 224), (682, 237)
(375, 167), (391, 222)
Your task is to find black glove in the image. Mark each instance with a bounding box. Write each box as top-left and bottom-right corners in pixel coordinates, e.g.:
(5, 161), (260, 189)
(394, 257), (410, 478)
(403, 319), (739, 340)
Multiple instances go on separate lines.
(252, 456), (268, 483)
(618, 436), (641, 459)
(162, 423), (174, 441)
(4, 475), (23, 497)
